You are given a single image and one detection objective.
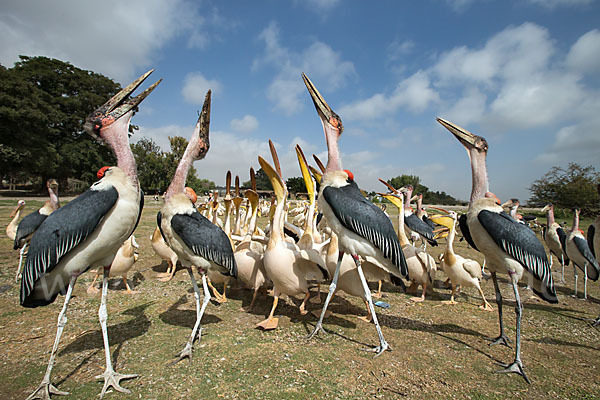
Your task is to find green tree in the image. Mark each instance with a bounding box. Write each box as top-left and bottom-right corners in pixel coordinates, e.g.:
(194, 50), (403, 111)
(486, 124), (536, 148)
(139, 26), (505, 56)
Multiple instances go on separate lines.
(0, 56), (120, 192)
(131, 137), (167, 194)
(528, 163), (599, 215)
(286, 177), (306, 194)
(246, 168), (271, 191)
(387, 175), (428, 196)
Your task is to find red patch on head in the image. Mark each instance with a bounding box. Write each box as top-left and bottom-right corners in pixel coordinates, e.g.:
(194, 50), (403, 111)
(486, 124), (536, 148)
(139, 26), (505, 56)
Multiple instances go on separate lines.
(97, 166), (111, 179)
(485, 192), (501, 205)
(343, 169), (354, 181)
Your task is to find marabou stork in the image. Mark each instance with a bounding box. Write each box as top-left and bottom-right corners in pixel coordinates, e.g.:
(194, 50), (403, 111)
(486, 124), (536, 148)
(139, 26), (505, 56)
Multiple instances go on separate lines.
(438, 117), (557, 383)
(6, 199), (25, 240)
(14, 179), (60, 282)
(402, 185), (437, 248)
(565, 207), (599, 300)
(22, 70), (159, 399)
(541, 204), (570, 283)
(302, 73), (408, 355)
(158, 91), (237, 363)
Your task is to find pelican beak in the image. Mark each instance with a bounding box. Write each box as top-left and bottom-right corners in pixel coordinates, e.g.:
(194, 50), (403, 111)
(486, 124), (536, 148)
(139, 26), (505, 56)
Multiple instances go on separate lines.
(380, 193), (403, 210)
(85, 69), (161, 136)
(295, 144), (315, 204)
(302, 73), (343, 134)
(258, 155), (287, 202)
(428, 206), (450, 215)
(313, 154), (326, 173)
(308, 166), (322, 185)
(378, 178), (399, 194)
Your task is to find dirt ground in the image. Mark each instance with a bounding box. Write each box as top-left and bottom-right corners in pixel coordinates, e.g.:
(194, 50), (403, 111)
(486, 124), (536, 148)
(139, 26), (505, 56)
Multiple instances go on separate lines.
(0, 197), (599, 399)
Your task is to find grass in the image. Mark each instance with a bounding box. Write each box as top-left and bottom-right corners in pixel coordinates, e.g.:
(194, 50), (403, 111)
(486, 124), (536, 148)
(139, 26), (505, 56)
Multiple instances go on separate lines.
(0, 197), (599, 399)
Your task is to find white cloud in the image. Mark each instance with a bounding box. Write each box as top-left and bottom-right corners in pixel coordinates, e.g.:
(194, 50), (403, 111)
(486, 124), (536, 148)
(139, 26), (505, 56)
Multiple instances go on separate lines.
(0, 0), (232, 83)
(339, 70), (439, 120)
(566, 29), (600, 74)
(254, 21), (356, 115)
(182, 72), (223, 104)
(230, 115), (259, 133)
(536, 115), (600, 165)
(299, 0), (341, 11)
(387, 39), (415, 62)
(440, 87), (487, 126)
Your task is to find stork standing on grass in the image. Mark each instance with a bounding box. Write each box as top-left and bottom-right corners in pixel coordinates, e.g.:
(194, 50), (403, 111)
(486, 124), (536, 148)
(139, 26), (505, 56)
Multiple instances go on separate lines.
(14, 179), (60, 282)
(302, 73), (408, 355)
(21, 70), (159, 399)
(158, 91), (237, 363)
(541, 204), (570, 283)
(565, 207), (599, 300)
(437, 117), (557, 383)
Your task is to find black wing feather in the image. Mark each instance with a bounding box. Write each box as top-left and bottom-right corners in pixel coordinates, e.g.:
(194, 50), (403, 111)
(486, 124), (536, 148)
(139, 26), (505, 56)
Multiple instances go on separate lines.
(423, 215), (436, 230)
(478, 210), (557, 303)
(459, 213), (478, 251)
(171, 211), (237, 278)
(157, 211), (168, 242)
(323, 182), (408, 278)
(587, 225), (596, 259)
(20, 187), (119, 307)
(404, 214), (437, 246)
(573, 236), (600, 281)
(14, 211), (47, 249)
(556, 227), (570, 265)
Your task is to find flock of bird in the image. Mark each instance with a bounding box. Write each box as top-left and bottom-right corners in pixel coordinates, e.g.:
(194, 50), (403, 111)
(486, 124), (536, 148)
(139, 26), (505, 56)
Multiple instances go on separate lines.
(4, 70), (600, 399)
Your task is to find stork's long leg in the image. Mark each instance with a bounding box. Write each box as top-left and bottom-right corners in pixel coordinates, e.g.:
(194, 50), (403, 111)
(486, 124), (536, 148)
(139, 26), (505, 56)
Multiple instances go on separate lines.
(15, 243), (27, 282)
(173, 268), (211, 363)
(307, 251), (342, 339)
(573, 265), (579, 298)
(489, 272), (511, 347)
(584, 263), (588, 300)
(560, 254), (565, 283)
(353, 255), (390, 356)
(497, 274), (530, 384)
(593, 315), (600, 327)
(26, 276), (77, 400)
(96, 268), (137, 399)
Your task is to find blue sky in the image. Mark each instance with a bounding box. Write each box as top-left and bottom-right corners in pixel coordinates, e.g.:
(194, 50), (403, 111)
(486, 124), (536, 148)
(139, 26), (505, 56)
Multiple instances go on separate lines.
(2, 0), (599, 203)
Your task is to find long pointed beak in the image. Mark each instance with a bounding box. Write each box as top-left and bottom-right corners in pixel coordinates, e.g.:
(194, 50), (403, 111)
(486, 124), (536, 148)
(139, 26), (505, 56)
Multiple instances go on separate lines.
(302, 73), (343, 133)
(500, 199), (513, 208)
(378, 178), (399, 194)
(436, 117), (477, 147)
(313, 154), (326, 173)
(427, 206), (450, 214)
(85, 69), (161, 135)
(258, 156), (287, 201)
(295, 144), (315, 204)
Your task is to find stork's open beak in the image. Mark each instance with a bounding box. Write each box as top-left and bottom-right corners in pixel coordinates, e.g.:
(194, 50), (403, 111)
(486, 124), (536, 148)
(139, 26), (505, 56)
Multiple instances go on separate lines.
(436, 117), (478, 148)
(85, 70), (161, 135)
(295, 144), (315, 204)
(302, 73), (343, 133)
(308, 166), (322, 185)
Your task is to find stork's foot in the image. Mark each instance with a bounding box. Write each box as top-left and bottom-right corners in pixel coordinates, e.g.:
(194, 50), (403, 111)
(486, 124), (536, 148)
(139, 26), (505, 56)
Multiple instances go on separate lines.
(95, 369), (137, 399)
(488, 334), (512, 348)
(307, 323), (325, 339)
(170, 341), (195, 365)
(256, 317), (278, 330)
(479, 303), (494, 311)
(592, 317), (600, 327)
(215, 295), (227, 304)
(26, 381), (69, 400)
(410, 296), (425, 303)
(496, 360), (531, 384)
(360, 341), (391, 357)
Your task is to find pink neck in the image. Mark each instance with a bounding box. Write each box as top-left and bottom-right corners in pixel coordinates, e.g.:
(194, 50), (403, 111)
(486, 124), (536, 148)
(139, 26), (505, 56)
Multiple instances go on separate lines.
(166, 124), (202, 201)
(48, 187), (59, 209)
(102, 113), (138, 188)
(546, 206), (555, 225)
(468, 147), (489, 204)
(572, 211), (579, 231)
(322, 120), (341, 172)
